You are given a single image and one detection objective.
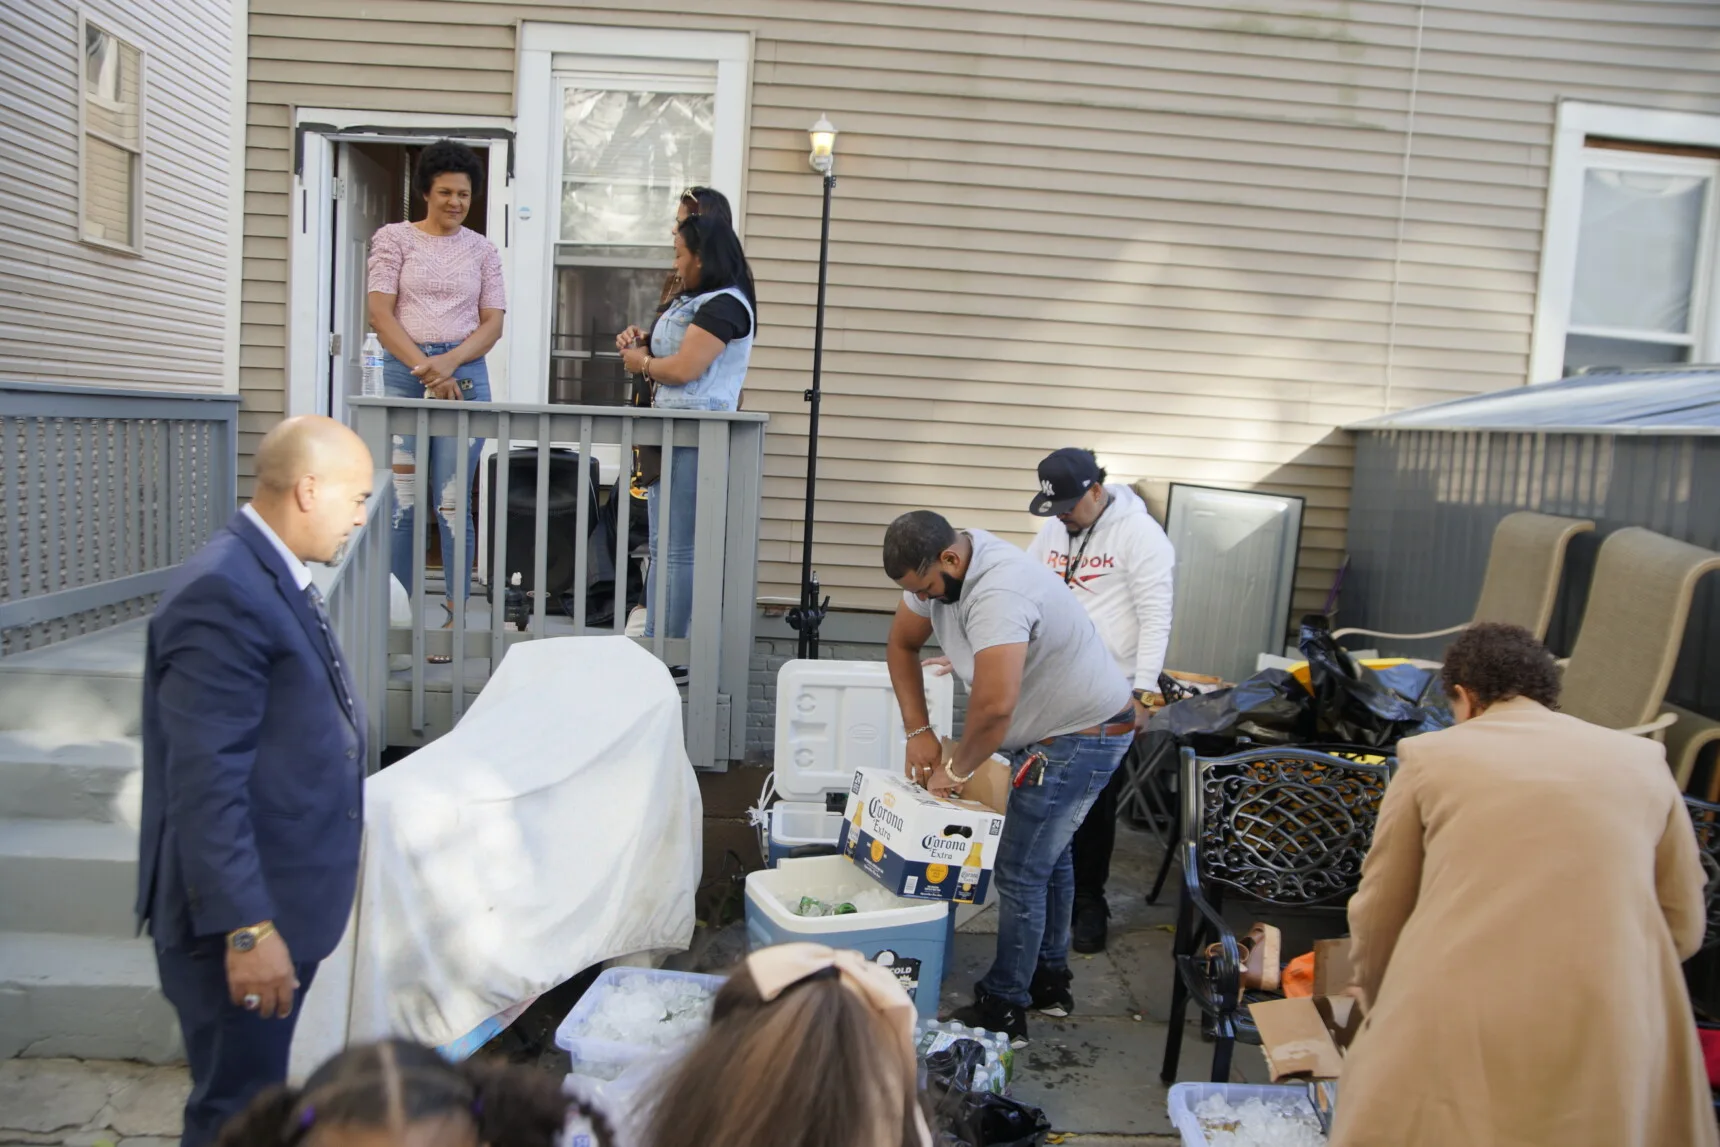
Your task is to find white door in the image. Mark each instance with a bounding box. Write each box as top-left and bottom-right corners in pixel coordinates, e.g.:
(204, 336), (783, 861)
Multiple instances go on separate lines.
(330, 142), (393, 424)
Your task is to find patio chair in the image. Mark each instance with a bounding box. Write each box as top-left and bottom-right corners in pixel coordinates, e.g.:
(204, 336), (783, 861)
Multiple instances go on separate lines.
(1558, 528), (1720, 737)
(1685, 794), (1720, 952)
(1665, 703), (1720, 795)
(1160, 745), (1396, 1084)
(1332, 511), (1593, 645)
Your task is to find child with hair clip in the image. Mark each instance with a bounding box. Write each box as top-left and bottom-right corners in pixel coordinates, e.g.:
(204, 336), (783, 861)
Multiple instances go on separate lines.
(215, 1039), (609, 1147)
(640, 943), (933, 1147)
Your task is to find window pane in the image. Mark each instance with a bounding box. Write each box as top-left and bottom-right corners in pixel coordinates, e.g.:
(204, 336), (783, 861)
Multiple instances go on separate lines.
(83, 134), (135, 246)
(1570, 167), (1706, 335)
(560, 89), (713, 244)
(1563, 332), (1690, 376)
(550, 264), (670, 406)
(84, 26), (141, 148)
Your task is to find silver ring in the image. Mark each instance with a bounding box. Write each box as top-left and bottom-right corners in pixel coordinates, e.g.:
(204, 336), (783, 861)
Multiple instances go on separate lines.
(243, 994), (261, 1011)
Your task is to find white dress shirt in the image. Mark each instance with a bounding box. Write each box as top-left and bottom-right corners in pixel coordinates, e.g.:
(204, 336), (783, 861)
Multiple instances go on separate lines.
(241, 503), (313, 592)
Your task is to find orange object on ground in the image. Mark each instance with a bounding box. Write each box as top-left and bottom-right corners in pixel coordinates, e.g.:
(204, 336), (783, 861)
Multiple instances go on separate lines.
(1282, 952), (1315, 998)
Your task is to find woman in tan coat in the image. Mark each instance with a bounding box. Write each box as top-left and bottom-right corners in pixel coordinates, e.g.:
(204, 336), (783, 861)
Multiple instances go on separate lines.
(1331, 622), (1715, 1147)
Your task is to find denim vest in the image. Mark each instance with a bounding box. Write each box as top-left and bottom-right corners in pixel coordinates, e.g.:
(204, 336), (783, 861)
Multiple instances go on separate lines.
(650, 286), (755, 411)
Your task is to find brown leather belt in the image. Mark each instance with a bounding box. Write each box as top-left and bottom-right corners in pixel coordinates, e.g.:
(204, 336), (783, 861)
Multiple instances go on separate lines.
(1041, 706), (1136, 745)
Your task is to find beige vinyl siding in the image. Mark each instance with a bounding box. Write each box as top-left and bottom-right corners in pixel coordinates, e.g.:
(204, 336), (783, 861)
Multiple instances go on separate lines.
(242, 0), (1720, 615)
(1, 0), (233, 392)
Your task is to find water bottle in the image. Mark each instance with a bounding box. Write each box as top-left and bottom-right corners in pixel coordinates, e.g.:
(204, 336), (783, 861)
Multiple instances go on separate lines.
(361, 332), (385, 398)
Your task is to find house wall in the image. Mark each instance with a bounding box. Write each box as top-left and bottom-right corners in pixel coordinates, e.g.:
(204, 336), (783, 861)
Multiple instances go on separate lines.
(2, 0), (237, 392)
(240, 0), (1720, 613)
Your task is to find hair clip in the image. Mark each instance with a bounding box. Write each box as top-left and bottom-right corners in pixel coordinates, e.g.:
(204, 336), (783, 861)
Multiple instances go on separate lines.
(299, 1107), (317, 1129)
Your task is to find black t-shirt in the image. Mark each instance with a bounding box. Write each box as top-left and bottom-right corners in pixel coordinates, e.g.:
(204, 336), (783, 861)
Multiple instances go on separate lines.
(688, 293), (753, 343)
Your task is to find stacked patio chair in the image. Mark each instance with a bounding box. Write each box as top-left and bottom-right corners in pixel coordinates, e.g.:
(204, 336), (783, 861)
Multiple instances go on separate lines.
(1556, 528), (1720, 738)
(1333, 510), (1593, 646)
(1160, 745), (1396, 1084)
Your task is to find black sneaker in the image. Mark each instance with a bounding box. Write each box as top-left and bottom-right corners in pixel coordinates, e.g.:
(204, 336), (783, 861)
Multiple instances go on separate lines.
(1029, 965), (1074, 1018)
(668, 665), (689, 685)
(1071, 897), (1110, 954)
(948, 988), (1029, 1048)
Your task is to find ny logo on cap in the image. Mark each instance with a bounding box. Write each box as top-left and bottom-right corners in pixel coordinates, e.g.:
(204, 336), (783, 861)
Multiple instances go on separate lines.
(1040, 478), (1056, 496)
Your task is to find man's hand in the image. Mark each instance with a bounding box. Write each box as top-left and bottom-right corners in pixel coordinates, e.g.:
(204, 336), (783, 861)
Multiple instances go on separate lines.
(226, 928), (299, 1020)
(904, 729), (941, 786)
(921, 655), (953, 676)
(1133, 695), (1156, 733)
(926, 764), (959, 799)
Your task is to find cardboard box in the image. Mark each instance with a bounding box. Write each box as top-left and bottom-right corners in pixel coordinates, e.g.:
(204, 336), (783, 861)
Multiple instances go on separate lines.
(1247, 994), (1365, 1082)
(1312, 938), (1355, 998)
(838, 766), (1007, 903)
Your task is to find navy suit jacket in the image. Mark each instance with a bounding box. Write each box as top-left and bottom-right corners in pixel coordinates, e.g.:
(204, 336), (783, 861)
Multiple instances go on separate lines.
(136, 511), (365, 964)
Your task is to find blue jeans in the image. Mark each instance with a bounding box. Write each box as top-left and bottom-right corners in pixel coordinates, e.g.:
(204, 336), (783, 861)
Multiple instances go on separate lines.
(978, 726), (1133, 1008)
(384, 346), (489, 607)
(644, 445), (696, 641)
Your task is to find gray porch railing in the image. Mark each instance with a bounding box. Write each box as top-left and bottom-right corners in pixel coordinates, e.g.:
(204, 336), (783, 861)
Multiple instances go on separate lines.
(0, 381), (239, 655)
(347, 397), (767, 771)
(318, 468), (392, 776)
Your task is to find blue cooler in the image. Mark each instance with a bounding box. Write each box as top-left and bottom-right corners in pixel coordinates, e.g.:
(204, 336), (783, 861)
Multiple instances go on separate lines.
(746, 855), (954, 1020)
(765, 660), (956, 868)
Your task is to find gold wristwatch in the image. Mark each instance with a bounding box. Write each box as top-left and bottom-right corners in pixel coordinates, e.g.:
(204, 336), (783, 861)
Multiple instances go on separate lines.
(1133, 689), (1165, 707)
(227, 922), (277, 953)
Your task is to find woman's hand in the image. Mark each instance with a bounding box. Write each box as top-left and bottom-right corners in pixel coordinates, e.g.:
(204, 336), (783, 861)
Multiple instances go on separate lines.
(415, 351), (464, 384)
(616, 325), (649, 352)
(620, 347), (651, 375)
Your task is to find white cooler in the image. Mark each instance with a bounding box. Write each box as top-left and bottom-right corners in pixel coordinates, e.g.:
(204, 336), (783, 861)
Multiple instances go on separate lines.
(766, 659), (955, 866)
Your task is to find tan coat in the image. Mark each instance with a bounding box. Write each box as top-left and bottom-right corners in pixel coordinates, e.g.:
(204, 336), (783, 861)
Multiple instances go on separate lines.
(1331, 697), (1715, 1147)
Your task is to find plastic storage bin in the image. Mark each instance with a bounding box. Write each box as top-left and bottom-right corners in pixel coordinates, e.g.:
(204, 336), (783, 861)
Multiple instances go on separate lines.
(746, 854), (953, 1020)
(1165, 1082), (1322, 1147)
(768, 802), (847, 866)
(554, 967), (727, 1082)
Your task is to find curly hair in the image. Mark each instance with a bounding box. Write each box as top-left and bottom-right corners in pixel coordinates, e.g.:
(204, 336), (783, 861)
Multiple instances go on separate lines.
(413, 140), (486, 200)
(1440, 622), (1561, 710)
(215, 1039), (602, 1147)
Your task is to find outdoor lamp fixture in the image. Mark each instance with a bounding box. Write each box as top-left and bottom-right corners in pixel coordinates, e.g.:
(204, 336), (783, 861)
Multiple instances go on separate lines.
(788, 115), (838, 659)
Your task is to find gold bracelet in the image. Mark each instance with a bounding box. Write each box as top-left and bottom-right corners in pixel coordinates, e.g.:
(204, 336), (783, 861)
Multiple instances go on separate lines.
(945, 756), (978, 785)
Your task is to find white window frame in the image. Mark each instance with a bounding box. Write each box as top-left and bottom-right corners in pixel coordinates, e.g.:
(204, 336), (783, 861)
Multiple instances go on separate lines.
(77, 12), (146, 255)
(1532, 100), (1720, 383)
(514, 23), (751, 405)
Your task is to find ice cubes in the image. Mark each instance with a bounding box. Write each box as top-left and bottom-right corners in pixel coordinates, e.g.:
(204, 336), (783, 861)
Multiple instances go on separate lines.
(1192, 1093), (1327, 1146)
(567, 975), (718, 1051)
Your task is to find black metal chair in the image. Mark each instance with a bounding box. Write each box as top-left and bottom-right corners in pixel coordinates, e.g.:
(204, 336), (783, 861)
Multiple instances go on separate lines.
(1160, 745), (1396, 1084)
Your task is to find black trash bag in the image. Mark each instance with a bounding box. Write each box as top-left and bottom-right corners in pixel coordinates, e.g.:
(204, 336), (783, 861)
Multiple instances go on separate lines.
(925, 1038), (988, 1092)
(1299, 625), (1452, 747)
(926, 1077), (1051, 1147)
(1149, 668), (1316, 756)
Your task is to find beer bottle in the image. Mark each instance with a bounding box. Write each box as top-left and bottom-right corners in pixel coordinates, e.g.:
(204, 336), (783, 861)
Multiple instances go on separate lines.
(956, 842), (983, 902)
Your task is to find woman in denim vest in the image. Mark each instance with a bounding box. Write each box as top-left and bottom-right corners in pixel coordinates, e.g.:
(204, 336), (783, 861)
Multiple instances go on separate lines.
(367, 141), (505, 654)
(620, 214), (757, 653)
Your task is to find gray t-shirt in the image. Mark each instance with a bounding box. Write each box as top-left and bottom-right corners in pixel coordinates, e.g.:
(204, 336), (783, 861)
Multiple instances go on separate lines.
(904, 529), (1131, 749)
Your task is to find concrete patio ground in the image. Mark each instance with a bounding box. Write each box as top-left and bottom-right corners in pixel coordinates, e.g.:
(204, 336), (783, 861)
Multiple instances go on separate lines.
(1, 821), (1333, 1146)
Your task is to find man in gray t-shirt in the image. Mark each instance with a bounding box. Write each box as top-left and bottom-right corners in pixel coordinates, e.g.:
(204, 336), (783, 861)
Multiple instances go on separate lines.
(883, 510), (1134, 1043)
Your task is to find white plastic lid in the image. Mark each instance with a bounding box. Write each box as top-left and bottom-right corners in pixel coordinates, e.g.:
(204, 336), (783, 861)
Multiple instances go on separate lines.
(773, 659), (955, 804)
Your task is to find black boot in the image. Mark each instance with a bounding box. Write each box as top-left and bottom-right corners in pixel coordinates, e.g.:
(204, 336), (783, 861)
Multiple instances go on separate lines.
(948, 987), (1029, 1048)
(1029, 964), (1074, 1018)
(1071, 896), (1110, 954)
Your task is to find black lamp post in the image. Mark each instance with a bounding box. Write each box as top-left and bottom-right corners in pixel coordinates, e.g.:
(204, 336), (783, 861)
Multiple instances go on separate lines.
(788, 116), (837, 660)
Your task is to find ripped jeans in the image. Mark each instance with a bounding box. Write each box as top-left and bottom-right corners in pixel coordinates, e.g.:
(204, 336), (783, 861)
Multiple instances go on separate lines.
(384, 346), (489, 607)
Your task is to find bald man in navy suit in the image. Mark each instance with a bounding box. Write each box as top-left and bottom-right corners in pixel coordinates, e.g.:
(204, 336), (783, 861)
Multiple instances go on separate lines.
(136, 416), (374, 1147)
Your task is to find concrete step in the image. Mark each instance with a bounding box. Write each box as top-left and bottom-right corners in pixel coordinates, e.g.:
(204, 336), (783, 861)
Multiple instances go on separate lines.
(0, 819), (138, 936)
(0, 931), (182, 1063)
(0, 620), (147, 738)
(0, 731), (142, 822)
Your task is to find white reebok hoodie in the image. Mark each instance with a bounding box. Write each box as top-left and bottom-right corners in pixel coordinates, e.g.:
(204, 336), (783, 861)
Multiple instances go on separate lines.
(1026, 483), (1176, 692)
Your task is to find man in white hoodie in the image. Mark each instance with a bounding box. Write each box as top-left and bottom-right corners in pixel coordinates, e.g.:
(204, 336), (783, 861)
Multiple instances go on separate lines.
(1026, 447), (1176, 953)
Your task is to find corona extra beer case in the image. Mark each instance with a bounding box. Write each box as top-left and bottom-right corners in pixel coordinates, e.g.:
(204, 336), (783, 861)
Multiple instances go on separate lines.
(838, 767), (1007, 903)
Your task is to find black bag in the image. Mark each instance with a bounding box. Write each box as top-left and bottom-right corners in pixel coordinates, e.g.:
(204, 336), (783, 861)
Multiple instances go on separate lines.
(1298, 625), (1452, 747)
(924, 1039), (1051, 1147)
(1150, 668), (1316, 756)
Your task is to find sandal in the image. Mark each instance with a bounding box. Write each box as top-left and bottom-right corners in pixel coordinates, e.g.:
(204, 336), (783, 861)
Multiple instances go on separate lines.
(428, 602), (454, 665)
(1204, 922), (1283, 994)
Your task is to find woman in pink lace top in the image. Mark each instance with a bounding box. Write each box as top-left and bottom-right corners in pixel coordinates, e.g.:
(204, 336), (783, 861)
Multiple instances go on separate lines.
(367, 141), (506, 638)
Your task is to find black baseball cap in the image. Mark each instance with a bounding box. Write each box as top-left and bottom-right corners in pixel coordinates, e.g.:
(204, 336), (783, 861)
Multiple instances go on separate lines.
(1029, 447), (1103, 517)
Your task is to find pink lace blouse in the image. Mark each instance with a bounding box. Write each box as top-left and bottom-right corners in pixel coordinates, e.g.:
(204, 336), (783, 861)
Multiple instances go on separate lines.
(367, 223), (506, 345)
